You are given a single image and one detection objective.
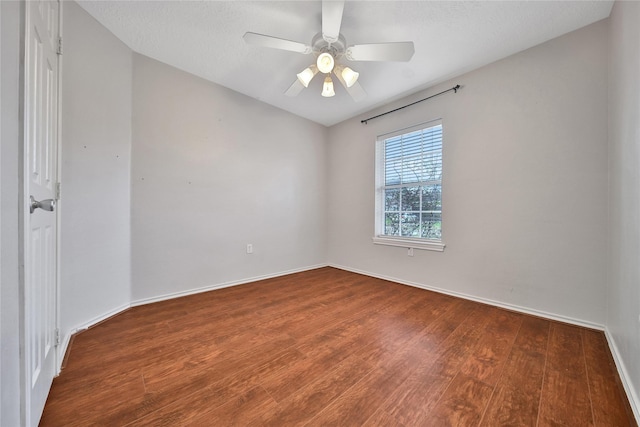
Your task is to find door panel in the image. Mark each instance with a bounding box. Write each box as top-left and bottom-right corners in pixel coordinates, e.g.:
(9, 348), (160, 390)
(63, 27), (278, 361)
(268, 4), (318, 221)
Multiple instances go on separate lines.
(24, 1), (59, 425)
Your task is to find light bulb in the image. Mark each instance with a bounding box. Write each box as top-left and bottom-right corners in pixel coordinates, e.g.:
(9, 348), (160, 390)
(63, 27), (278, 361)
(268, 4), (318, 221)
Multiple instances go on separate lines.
(341, 66), (359, 88)
(316, 52), (335, 74)
(322, 76), (335, 97)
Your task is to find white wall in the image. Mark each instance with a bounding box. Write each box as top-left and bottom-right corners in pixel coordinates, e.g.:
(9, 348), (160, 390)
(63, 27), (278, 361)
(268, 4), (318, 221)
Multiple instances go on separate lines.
(607, 0), (640, 417)
(60, 2), (132, 340)
(327, 20), (608, 326)
(131, 54), (327, 302)
(1, 2), (23, 424)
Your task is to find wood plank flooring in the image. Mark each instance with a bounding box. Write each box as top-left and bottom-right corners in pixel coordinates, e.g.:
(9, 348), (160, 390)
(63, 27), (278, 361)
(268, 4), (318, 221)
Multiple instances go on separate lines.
(40, 267), (636, 426)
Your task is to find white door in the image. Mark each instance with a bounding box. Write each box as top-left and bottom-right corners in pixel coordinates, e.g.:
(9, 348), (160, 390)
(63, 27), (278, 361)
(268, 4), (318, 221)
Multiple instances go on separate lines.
(24, 1), (59, 425)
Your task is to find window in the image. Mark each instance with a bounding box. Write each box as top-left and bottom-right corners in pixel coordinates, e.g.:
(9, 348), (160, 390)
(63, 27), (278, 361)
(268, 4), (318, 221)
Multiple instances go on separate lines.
(374, 120), (445, 251)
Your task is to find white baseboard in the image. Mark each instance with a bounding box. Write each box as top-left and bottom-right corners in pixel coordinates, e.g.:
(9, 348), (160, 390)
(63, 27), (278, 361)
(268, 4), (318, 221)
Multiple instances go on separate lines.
(604, 328), (640, 422)
(328, 263), (605, 331)
(57, 333), (73, 373)
(131, 263), (328, 307)
(57, 302), (131, 373)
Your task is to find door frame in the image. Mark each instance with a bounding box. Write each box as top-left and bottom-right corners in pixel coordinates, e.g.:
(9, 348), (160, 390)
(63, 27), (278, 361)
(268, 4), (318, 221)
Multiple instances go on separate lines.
(54, 0), (63, 373)
(0, 2), (27, 425)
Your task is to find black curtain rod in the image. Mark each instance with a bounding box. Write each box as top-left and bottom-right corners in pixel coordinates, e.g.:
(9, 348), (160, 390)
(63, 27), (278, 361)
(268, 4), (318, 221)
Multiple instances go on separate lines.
(361, 84), (461, 125)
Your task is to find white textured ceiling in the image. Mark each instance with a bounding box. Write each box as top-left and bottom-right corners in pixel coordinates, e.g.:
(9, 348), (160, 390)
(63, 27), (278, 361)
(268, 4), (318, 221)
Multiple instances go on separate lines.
(76, 1), (613, 127)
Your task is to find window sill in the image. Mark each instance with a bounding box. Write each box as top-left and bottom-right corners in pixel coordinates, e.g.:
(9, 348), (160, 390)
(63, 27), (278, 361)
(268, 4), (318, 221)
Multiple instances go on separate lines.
(372, 236), (445, 252)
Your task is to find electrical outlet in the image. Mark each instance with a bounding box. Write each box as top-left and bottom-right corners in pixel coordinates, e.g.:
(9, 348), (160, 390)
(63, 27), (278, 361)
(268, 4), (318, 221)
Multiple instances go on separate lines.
(246, 244), (253, 254)
(408, 247), (414, 257)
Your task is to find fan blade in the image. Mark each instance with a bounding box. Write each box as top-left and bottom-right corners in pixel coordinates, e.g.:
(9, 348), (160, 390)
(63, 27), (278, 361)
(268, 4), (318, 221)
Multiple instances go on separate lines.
(344, 80), (367, 102)
(243, 32), (312, 54)
(346, 42), (415, 62)
(333, 68), (366, 102)
(322, 1), (345, 43)
(285, 79), (305, 97)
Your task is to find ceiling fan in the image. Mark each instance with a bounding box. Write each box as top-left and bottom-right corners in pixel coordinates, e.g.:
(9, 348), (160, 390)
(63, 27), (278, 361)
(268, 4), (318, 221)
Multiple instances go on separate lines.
(243, 0), (415, 101)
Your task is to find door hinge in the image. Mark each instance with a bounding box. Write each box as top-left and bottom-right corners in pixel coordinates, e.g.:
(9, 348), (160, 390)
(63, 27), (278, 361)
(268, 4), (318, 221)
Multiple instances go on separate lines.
(55, 182), (61, 201)
(54, 328), (60, 347)
(57, 36), (63, 55)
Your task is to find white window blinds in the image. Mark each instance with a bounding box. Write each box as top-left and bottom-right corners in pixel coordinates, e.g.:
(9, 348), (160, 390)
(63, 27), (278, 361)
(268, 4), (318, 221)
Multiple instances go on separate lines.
(377, 122), (443, 243)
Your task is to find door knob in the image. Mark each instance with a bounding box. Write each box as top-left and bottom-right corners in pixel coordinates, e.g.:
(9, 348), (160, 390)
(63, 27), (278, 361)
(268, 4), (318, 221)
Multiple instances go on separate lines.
(30, 196), (55, 214)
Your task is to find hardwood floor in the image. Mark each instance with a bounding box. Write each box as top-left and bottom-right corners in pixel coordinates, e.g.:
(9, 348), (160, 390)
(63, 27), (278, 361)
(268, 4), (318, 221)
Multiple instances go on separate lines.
(40, 267), (636, 426)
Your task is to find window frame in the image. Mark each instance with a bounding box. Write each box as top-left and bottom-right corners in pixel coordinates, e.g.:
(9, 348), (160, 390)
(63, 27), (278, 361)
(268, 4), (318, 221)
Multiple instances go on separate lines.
(373, 119), (446, 252)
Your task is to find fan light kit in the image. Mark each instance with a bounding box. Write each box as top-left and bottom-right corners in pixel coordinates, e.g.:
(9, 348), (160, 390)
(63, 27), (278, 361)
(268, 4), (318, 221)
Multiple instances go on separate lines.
(243, 0), (415, 101)
(316, 52), (335, 74)
(322, 76), (335, 97)
(296, 65), (318, 88)
(341, 66), (359, 87)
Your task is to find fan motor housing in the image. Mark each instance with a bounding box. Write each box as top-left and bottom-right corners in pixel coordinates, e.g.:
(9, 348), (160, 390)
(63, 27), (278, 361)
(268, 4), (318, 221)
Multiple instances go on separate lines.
(312, 33), (346, 60)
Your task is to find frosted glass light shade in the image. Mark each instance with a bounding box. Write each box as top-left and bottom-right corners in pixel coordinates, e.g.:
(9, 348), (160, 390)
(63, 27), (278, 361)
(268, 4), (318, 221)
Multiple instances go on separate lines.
(341, 66), (359, 87)
(322, 76), (335, 97)
(296, 65), (317, 87)
(317, 53), (335, 74)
